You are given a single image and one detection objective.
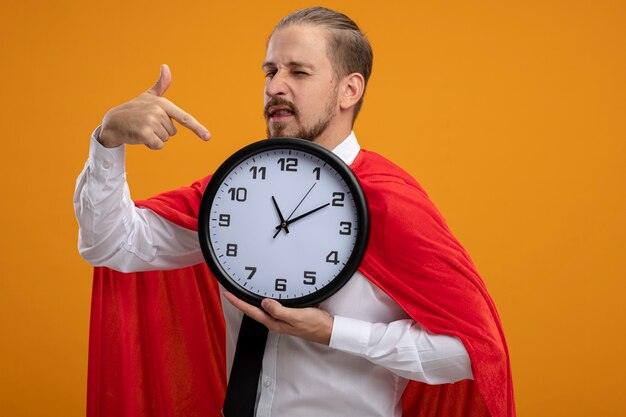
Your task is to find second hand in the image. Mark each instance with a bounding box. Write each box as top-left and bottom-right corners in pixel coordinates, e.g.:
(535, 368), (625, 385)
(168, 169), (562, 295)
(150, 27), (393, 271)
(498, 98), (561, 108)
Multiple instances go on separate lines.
(286, 182), (317, 222)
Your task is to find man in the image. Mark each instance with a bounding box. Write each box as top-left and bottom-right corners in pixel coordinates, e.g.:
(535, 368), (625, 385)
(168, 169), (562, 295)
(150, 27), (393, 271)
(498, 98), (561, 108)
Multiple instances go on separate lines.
(75, 7), (513, 417)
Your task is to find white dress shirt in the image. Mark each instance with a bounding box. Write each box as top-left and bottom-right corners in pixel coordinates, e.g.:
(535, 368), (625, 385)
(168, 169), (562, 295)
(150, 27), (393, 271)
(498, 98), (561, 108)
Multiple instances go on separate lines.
(74, 129), (473, 417)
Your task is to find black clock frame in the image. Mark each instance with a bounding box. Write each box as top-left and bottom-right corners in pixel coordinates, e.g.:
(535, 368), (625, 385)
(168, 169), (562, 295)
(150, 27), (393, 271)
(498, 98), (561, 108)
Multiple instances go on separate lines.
(198, 137), (370, 308)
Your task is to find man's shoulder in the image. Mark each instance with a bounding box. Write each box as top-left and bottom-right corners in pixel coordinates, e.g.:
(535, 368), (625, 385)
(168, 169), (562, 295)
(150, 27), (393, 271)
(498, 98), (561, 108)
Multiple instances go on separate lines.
(352, 149), (423, 192)
(352, 149), (440, 221)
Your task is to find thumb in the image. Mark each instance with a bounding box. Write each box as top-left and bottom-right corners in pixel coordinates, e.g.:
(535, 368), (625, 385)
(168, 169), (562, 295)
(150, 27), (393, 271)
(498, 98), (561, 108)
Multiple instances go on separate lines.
(147, 64), (172, 96)
(261, 298), (289, 320)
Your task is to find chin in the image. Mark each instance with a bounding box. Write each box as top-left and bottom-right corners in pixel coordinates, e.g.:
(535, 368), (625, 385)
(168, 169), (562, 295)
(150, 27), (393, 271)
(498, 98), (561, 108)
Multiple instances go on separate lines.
(266, 123), (281, 138)
(267, 123), (292, 139)
(266, 122), (320, 142)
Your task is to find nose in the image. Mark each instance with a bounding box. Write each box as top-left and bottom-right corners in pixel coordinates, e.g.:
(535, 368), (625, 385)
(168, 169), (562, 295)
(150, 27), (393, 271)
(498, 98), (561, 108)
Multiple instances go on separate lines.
(265, 70), (288, 98)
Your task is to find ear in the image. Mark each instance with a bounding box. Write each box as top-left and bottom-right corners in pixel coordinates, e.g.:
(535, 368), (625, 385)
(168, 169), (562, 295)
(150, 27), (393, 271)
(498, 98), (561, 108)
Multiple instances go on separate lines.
(339, 73), (365, 111)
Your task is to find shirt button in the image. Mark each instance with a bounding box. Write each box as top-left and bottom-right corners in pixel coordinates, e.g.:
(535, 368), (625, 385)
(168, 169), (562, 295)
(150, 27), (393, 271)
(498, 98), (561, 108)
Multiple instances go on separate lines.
(102, 161), (111, 170)
(263, 377), (272, 388)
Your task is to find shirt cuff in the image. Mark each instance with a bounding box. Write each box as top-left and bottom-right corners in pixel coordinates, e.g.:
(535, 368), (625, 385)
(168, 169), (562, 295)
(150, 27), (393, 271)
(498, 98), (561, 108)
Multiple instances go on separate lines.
(328, 315), (372, 355)
(89, 126), (126, 180)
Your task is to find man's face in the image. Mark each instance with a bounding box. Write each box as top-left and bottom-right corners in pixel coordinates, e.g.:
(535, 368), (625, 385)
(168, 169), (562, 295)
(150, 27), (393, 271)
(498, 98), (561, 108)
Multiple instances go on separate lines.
(263, 24), (340, 141)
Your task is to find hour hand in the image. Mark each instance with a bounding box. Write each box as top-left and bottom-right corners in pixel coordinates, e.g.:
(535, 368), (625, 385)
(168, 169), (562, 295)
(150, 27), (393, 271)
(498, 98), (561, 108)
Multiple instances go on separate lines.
(278, 203), (331, 229)
(272, 196), (289, 237)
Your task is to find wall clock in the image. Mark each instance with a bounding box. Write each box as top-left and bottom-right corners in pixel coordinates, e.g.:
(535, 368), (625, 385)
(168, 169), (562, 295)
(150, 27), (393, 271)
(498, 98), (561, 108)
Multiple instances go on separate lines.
(198, 138), (369, 308)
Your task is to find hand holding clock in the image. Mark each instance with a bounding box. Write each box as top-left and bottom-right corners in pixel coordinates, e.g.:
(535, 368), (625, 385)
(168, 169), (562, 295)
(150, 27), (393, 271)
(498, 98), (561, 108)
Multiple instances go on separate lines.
(235, 192), (334, 344)
(200, 139), (368, 416)
(223, 291), (334, 345)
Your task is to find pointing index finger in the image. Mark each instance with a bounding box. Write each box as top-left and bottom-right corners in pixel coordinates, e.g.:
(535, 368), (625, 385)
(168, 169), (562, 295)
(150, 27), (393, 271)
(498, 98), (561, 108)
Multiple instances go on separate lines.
(160, 99), (211, 140)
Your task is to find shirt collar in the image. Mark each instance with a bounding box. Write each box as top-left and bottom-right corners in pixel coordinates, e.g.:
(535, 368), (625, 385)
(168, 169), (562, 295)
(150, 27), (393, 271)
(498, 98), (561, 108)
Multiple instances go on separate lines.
(331, 131), (361, 165)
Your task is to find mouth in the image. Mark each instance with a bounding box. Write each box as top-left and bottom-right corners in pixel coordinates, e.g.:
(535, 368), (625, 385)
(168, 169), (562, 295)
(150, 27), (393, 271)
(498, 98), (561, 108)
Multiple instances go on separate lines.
(265, 102), (297, 123)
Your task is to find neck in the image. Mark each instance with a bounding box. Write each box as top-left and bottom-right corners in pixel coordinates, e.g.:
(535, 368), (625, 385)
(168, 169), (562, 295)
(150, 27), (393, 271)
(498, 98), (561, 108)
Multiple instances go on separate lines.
(312, 116), (353, 150)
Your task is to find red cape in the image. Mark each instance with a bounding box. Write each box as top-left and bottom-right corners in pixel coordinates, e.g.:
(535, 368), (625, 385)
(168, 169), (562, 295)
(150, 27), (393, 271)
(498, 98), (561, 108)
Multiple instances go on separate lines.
(87, 149), (514, 417)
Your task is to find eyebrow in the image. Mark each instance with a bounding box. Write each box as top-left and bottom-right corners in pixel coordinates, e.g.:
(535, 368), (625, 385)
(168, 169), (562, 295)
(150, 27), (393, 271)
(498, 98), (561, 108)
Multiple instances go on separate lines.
(262, 61), (315, 70)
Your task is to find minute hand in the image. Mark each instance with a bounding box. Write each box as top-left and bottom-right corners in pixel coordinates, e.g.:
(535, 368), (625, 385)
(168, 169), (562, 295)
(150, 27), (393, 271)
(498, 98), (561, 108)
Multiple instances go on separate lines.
(276, 203), (330, 229)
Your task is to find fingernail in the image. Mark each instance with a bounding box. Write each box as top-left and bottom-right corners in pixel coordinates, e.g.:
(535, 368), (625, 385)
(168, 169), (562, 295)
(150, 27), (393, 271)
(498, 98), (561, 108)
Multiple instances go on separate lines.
(202, 131), (211, 141)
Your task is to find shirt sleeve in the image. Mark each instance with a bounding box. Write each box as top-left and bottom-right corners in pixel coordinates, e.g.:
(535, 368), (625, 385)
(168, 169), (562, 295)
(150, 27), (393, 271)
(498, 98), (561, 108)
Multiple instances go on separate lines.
(73, 127), (205, 272)
(329, 315), (474, 384)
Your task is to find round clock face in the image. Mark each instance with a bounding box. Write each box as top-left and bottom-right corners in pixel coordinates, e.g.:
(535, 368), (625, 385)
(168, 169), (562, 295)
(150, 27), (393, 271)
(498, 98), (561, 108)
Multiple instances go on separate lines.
(198, 138), (369, 308)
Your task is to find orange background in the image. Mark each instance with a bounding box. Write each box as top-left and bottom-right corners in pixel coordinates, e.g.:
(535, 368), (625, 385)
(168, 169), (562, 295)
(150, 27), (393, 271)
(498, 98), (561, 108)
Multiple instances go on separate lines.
(1, 1), (625, 416)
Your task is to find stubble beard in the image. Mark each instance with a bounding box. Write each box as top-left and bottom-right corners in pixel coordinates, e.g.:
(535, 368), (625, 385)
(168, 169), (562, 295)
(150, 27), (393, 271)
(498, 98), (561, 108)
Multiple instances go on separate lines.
(265, 88), (339, 142)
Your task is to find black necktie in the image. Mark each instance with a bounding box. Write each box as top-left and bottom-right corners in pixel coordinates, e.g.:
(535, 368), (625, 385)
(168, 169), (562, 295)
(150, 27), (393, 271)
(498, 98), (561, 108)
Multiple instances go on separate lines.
(222, 315), (269, 417)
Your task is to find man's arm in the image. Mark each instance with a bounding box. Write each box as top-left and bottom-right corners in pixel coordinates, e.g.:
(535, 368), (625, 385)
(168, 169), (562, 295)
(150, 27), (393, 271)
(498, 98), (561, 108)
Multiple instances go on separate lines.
(329, 316), (472, 384)
(74, 132), (204, 272)
(223, 292), (473, 384)
(74, 65), (209, 272)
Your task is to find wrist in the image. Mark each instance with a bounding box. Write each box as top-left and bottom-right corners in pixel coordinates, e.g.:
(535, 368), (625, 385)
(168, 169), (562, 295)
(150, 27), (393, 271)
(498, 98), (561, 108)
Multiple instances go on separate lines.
(321, 314), (334, 345)
(97, 128), (122, 148)
(328, 315), (371, 353)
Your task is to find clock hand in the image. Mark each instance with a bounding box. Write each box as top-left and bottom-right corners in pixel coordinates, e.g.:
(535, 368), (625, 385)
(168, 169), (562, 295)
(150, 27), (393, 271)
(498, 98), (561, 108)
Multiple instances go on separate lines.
(273, 183), (318, 238)
(286, 182), (317, 221)
(272, 196), (291, 239)
(275, 203), (330, 229)
(271, 196), (289, 236)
